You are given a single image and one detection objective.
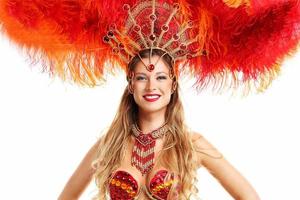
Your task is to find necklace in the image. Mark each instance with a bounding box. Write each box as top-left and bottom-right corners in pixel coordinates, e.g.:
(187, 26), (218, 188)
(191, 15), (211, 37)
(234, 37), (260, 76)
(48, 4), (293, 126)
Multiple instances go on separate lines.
(131, 123), (169, 176)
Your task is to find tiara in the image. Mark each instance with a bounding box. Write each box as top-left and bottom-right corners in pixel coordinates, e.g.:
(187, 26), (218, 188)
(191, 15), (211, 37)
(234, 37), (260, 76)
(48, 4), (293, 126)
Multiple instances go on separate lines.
(102, 0), (201, 72)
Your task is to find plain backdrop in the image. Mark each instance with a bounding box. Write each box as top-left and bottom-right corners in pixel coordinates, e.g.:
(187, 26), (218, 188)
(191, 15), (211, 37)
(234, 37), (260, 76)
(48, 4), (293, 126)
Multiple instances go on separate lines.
(0, 34), (300, 200)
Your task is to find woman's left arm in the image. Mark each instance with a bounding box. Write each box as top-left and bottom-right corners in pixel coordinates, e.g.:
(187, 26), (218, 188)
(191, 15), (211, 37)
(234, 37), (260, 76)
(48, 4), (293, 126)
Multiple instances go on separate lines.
(192, 133), (260, 200)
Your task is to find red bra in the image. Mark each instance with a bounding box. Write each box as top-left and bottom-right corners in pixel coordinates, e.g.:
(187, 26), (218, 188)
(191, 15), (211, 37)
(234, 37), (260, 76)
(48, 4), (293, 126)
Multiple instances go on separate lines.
(108, 170), (176, 200)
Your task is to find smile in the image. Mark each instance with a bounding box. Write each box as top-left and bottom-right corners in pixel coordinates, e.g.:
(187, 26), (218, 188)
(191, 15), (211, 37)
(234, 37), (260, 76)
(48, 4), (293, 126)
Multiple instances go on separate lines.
(143, 94), (161, 102)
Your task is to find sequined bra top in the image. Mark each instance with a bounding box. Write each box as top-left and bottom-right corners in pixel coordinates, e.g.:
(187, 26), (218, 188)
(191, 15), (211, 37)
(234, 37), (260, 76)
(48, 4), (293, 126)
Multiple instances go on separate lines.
(109, 170), (178, 200)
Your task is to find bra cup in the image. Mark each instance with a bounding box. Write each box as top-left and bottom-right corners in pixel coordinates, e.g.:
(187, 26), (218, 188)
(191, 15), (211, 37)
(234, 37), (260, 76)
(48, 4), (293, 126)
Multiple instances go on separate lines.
(109, 170), (176, 200)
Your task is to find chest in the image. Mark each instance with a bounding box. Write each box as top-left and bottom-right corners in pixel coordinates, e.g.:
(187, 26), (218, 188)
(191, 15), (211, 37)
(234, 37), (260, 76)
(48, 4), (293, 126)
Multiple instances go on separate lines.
(109, 136), (178, 199)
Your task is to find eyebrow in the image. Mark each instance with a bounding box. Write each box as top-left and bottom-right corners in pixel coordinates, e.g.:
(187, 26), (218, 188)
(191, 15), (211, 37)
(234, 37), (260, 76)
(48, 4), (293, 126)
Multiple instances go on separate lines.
(135, 72), (168, 76)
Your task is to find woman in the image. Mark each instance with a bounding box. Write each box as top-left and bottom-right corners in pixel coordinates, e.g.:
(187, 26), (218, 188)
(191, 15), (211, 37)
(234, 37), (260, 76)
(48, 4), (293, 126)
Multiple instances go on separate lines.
(58, 49), (260, 200)
(1, 0), (299, 199)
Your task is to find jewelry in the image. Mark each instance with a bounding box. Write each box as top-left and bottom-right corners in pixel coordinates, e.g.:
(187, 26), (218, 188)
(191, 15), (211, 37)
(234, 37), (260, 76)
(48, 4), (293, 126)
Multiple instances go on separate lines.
(131, 123), (169, 175)
(103, 0), (200, 73)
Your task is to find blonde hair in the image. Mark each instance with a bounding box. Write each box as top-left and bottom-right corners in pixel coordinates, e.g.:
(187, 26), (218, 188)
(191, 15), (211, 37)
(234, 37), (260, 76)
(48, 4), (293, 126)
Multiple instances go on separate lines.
(92, 49), (200, 199)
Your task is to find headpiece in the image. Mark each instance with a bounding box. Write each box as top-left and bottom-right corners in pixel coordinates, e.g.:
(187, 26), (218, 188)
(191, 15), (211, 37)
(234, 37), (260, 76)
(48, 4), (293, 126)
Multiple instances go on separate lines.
(0, 0), (300, 94)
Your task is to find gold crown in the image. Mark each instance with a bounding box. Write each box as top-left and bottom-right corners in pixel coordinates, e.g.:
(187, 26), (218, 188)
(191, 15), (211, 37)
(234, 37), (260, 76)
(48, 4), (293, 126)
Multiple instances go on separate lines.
(103, 0), (201, 72)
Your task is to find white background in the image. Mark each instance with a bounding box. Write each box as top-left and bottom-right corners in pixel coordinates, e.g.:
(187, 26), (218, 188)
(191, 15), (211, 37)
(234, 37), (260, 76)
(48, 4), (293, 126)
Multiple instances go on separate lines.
(0, 35), (300, 200)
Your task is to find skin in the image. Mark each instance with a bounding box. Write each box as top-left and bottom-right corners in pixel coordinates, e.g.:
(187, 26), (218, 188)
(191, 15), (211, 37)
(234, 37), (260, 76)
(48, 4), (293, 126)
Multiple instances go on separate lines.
(58, 56), (260, 200)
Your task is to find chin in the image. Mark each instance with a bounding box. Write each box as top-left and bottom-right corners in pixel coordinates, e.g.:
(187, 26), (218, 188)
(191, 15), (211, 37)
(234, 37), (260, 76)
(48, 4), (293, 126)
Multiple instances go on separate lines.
(138, 104), (168, 114)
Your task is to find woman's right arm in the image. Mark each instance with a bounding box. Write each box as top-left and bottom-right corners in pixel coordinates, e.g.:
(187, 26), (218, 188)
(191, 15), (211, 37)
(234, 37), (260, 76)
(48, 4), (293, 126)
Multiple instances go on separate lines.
(58, 138), (101, 200)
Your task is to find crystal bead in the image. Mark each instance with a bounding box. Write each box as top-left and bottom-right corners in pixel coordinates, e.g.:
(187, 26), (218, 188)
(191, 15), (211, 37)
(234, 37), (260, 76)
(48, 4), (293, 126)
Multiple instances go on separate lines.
(149, 14), (157, 21)
(108, 31), (114, 38)
(161, 25), (169, 32)
(149, 34), (156, 41)
(121, 183), (127, 189)
(112, 48), (119, 54)
(180, 44), (187, 50)
(103, 36), (110, 43)
(123, 4), (130, 11)
(173, 3), (180, 10)
(134, 25), (141, 32)
(119, 43), (124, 49)
(173, 34), (179, 41)
(116, 180), (121, 186)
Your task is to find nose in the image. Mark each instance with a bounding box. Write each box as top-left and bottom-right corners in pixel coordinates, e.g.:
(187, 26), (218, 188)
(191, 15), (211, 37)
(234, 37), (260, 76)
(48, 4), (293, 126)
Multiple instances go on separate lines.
(145, 77), (156, 91)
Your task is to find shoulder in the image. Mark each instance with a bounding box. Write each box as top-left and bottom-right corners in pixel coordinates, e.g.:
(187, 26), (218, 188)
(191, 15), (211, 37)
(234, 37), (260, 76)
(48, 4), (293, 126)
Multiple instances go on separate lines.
(190, 131), (223, 163)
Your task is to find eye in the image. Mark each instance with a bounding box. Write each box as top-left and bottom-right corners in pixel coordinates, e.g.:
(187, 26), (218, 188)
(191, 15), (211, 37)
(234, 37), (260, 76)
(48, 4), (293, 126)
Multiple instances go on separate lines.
(157, 75), (167, 80)
(136, 76), (147, 81)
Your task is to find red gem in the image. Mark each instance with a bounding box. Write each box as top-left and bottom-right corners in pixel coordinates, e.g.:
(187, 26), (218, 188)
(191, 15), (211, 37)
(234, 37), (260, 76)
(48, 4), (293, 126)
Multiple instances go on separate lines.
(188, 21), (194, 27)
(161, 25), (169, 32)
(149, 34), (156, 41)
(173, 34), (179, 41)
(119, 43), (124, 49)
(103, 36), (110, 43)
(173, 3), (180, 10)
(148, 64), (155, 71)
(149, 14), (157, 21)
(113, 48), (119, 54)
(123, 4), (130, 11)
(180, 44), (187, 50)
(134, 25), (141, 32)
(108, 31), (114, 37)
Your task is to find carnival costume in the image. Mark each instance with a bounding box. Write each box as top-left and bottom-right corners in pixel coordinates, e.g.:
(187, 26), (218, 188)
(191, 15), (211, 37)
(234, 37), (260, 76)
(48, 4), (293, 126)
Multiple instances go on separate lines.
(1, 0), (300, 199)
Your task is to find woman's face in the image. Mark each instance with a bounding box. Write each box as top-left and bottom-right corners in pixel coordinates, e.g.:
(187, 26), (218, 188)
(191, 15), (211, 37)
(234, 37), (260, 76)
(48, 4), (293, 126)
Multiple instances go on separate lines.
(131, 55), (174, 114)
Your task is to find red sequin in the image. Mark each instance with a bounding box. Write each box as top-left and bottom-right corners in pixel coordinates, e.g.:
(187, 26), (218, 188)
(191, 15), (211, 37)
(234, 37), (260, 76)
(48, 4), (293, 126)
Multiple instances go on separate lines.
(109, 171), (138, 200)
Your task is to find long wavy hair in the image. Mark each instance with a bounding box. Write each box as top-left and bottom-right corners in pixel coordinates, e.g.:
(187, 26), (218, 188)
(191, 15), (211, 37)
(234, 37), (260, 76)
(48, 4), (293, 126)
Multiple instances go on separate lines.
(92, 49), (200, 199)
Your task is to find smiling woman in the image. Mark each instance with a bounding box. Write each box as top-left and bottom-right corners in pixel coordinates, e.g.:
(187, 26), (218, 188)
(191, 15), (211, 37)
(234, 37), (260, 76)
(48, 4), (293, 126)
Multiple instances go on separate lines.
(1, 0), (300, 200)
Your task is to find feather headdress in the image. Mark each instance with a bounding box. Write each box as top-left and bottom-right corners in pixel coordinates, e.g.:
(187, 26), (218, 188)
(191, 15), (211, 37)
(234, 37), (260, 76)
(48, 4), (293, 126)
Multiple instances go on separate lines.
(0, 0), (299, 94)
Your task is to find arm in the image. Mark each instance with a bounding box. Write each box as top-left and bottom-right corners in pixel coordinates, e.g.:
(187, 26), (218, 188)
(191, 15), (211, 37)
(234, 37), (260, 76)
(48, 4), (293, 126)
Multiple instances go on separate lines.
(192, 133), (260, 200)
(58, 138), (101, 200)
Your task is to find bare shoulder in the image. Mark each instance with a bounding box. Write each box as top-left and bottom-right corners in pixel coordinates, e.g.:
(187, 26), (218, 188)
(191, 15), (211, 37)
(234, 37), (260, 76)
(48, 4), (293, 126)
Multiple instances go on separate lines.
(190, 131), (223, 162)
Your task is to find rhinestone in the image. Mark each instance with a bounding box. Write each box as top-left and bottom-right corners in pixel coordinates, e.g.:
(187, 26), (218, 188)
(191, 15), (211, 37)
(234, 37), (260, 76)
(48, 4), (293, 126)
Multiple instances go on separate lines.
(148, 64), (155, 71)
(134, 25), (141, 32)
(161, 25), (169, 32)
(123, 4), (130, 11)
(173, 34), (179, 41)
(103, 36), (110, 43)
(173, 3), (180, 10)
(149, 14), (157, 21)
(119, 43), (124, 49)
(149, 34), (156, 41)
(116, 180), (121, 186)
(108, 31), (114, 37)
(113, 48), (119, 54)
(180, 44), (187, 50)
(121, 183), (127, 189)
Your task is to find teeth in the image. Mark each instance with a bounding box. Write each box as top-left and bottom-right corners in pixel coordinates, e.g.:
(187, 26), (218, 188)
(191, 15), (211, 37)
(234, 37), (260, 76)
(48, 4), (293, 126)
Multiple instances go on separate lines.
(144, 95), (160, 99)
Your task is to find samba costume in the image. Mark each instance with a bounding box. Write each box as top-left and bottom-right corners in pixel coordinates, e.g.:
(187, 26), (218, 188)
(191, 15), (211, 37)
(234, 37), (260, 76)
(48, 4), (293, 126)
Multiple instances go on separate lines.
(1, 0), (300, 199)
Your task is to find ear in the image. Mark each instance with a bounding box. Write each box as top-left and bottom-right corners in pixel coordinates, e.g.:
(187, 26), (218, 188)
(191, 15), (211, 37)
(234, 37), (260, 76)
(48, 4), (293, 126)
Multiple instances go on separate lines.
(171, 81), (177, 94)
(128, 82), (134, 94)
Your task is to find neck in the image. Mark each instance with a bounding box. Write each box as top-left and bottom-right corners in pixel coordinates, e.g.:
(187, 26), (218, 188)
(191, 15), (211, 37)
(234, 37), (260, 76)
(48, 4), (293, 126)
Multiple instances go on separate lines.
(137, 110), (166, 134)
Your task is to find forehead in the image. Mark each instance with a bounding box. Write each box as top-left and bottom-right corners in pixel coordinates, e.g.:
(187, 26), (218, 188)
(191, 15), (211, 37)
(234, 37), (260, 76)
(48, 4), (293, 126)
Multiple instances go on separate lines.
(134, 55), (170, 74)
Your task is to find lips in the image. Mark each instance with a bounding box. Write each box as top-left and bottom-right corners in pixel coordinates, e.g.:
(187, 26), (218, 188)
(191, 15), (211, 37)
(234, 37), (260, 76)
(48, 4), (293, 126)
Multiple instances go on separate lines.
(143, 94), (161, 102)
